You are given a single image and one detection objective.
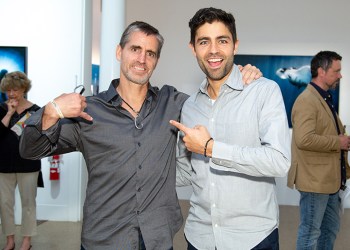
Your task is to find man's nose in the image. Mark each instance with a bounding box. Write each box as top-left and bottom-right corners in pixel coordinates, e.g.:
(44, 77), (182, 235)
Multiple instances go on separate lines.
(209, 43), (219, 53)
(138, 52), (146, 63)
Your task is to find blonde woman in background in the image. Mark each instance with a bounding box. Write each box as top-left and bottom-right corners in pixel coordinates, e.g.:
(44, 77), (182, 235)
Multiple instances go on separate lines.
(0, 71), (42, 250)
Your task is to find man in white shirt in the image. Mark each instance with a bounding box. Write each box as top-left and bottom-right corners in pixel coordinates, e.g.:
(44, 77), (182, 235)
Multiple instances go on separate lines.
(171, 7), (291, 249)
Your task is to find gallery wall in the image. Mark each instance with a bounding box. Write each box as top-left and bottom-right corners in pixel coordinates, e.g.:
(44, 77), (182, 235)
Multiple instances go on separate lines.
(0, 0), (92, 221)
(125, 0), (350, 206)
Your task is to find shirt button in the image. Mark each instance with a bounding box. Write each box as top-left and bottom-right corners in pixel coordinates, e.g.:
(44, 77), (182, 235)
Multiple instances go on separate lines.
(212, 203), (216, 208)
(137, 188), (141, 192)
(138, 142), (141, 146)
(214, 224), (218, 227)
(138, 165), (142, 169)
(136, 210), (140, 214)
(211, 182), (215, 187)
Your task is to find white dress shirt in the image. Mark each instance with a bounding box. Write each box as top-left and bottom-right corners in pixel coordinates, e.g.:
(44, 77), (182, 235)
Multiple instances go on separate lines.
(176, 65), (291, 250)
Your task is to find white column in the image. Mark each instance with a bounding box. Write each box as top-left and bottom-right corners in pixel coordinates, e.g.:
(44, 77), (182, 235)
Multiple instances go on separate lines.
(82, 0), (93, 96)
(99, 0), (125, 91)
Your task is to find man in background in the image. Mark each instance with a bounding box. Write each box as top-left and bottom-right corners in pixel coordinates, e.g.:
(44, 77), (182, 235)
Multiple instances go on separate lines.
(288, 51), (350, 249)
(171, 7), (291, 249)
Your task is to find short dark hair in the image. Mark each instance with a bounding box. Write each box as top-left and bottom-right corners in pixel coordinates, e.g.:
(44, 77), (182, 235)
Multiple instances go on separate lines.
(0, 71), (32, 93)
(189, 7), (237, 45)
(119, 21), (164, 58)
(311, 51), (342, 78)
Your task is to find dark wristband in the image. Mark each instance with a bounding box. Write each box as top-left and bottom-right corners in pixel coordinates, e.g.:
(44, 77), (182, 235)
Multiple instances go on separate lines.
(204, 137), (213, 157)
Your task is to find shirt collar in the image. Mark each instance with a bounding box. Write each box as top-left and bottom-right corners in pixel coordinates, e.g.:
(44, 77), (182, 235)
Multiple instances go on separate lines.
(197, 64), (244, 98)
(309, 82), (332, 101)
(103, 79), (158, 104)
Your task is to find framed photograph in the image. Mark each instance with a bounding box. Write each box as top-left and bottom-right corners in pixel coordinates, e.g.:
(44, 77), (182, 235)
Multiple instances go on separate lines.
(235, 54), (339, 127)
(0, 46), (28, 102)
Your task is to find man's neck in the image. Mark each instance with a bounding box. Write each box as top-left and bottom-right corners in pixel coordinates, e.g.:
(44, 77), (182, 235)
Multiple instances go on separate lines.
(117, 80), (149, 117)
(206, 67), (233, 100)
(117, 80), (149, 101)
(207, 81), (222, 100)
(311, 78), (329, 91)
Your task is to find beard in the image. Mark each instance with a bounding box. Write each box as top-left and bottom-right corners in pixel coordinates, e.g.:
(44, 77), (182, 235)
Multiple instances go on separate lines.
(124, 72), (150, 85)
(329, 79), (340, 90)
(196, 54), (234, 81)
(121, 64), (152, 86)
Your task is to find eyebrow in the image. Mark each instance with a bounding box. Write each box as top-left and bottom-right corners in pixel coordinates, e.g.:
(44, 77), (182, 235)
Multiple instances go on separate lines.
(130, 45), (157, 55)
(217, 35), (231, 40)
(196, 35), (232, 43)
(130, 45), (142, 50)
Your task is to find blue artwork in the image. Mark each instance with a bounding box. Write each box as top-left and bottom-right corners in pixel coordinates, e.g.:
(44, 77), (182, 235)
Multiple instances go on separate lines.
(0, 46), (27, 102)
(92, 64), (100, 95)
(235, 55), (339, 128)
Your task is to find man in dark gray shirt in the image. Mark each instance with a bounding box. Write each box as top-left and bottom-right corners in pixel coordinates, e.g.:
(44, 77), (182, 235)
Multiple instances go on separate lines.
(19, 21), (260, 250)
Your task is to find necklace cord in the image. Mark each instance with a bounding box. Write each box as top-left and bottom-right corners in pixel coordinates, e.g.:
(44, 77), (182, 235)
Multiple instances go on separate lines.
(120, 97), (141, 114)
(119, 96), (145, 129)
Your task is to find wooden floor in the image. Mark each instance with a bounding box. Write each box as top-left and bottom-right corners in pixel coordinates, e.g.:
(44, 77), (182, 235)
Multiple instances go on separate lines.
(1, 200), (350, 249)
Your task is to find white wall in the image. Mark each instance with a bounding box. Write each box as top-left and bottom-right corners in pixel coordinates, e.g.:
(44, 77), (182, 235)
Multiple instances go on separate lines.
(126, 0), (350, 207)
(0, 0), (92, 221)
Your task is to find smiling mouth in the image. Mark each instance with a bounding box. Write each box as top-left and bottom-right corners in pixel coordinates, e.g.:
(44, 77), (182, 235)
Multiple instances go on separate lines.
(207, 58), (223, 68)
(134, 66), (146, 71)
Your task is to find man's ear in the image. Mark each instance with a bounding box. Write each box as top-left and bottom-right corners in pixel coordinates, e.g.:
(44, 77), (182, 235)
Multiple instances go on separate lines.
(234, 39), (240, 55)
(189, 43), (196, 57)
(317, 67), (325, 77)
(116, 45), (122, 62)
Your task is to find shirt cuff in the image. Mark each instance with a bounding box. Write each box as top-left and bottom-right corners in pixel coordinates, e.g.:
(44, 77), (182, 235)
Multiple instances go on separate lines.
(211, 141), (237, 168)
(26, 108), (60, 144)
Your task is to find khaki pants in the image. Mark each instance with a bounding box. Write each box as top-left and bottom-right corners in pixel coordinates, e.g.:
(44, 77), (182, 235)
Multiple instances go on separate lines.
(0, 172), (39, 236)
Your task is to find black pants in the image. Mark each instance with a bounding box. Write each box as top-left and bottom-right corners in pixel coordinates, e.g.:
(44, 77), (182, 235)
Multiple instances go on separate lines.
(186, 228), (279, 250)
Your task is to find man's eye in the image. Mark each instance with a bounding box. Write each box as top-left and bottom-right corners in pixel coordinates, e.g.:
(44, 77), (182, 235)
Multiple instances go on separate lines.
(199, 41), (208, 45)
(131, 47), (140, 53)
(147, 52), (156, 58)
(219, 40), (228, 44)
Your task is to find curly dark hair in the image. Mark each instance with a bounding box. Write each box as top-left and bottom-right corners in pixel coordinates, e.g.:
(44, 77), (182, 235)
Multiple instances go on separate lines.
(189, 7), (237, 46)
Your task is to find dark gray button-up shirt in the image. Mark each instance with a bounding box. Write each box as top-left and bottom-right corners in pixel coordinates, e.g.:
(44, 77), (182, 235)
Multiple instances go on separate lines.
(20, 79), (189, 250)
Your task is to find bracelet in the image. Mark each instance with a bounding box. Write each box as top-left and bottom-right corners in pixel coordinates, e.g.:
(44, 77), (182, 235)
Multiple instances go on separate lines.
(50, 101), (64, 119)
(204, 137), (213, 157)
